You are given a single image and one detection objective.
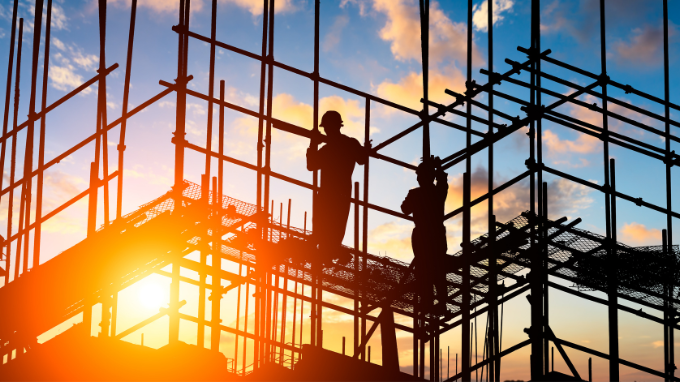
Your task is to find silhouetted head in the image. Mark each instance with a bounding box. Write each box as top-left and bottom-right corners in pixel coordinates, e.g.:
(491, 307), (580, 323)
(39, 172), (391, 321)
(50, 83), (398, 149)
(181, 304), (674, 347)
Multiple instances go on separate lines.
(416, 157), (437, 187)
(320, 110), (343, 139)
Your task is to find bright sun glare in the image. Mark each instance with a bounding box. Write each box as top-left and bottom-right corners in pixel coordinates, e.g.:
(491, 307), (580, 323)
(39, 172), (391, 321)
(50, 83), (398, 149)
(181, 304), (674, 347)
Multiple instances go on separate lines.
(138, 283), (166, 310)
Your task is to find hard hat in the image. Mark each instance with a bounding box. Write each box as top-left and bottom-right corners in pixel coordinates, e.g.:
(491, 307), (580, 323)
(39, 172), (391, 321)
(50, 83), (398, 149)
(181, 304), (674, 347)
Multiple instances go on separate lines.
(416, 155), (440, 175)
(320, 110), (343, 128)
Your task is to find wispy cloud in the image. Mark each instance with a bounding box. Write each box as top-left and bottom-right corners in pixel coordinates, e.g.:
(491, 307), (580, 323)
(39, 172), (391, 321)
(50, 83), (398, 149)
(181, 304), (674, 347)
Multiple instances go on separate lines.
(323, 14), (350, 52)
(612, 24), (675, 67)
(48, 38), (99, 94)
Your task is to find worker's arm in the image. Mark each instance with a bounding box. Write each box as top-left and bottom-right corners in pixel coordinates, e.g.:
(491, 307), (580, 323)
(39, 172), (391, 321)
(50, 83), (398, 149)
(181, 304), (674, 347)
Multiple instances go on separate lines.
(307, 147), (323, 171)
(401, 190), (415, 215)
(307, 130), (323, 171)
(435, 167), (449, 198)
(355, 138), (371, 166)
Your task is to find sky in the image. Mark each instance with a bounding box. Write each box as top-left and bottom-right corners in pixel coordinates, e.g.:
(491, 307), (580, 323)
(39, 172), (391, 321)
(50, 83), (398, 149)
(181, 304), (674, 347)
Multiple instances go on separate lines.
(1, 0), (680, 380)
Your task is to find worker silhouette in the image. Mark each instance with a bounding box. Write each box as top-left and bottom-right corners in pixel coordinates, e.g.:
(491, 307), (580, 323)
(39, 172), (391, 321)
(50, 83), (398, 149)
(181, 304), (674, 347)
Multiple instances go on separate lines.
(401, 156), (448, 315)
(307, 111), (368, 265)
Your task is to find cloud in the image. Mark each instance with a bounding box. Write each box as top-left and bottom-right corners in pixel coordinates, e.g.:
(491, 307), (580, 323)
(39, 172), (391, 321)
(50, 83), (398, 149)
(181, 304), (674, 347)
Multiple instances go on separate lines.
(372, 0), (481, 66)
(340, 0), (368, 16)
(612, 24), (671, 67)
(620, 222), (661, 246)
(366, 0), (479, 114)
(33, 170), (88, 235)
(220, 0), (296, 16)
(374, 67), (466, 113)
(229, 93), (374, 160)
(109, 0), (205, 13)
(48, 38), (100, 94)
(472, 0), (514, 32)
(543, 129), (600, 156)
(49, 65), (92, 94)
(563, 93), (657, 138)
(370, 167), (594, 261)
(540, 0), (659, 44)
(367, 221), (414, 261)
(323, 14), (350, 52)
(446, 167), (594, 225)
(21, 0), (69, 33)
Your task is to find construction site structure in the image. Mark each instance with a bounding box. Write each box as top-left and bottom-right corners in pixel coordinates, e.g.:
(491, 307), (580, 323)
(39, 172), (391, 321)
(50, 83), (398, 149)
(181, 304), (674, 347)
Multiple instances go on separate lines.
(0, 0), (679, 381)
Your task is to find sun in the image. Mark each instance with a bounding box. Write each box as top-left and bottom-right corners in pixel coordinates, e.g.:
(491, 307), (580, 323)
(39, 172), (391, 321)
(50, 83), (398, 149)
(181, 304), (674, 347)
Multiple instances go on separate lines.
(137, 282), (167, 310)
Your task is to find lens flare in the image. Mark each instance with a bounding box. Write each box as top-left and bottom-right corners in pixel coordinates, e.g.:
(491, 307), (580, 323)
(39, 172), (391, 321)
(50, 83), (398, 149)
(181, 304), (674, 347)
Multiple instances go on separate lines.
(137, 282), (166, 310)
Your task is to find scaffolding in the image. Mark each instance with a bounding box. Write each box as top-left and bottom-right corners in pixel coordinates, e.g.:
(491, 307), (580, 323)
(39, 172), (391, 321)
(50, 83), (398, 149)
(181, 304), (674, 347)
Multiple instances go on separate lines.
(0, 0), (679, 381)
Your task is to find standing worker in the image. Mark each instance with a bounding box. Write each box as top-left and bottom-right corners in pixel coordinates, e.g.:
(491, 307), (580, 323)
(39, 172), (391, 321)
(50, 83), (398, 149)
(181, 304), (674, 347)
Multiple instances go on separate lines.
(307, 110), (369, 265)
(401, 156), (449, 315)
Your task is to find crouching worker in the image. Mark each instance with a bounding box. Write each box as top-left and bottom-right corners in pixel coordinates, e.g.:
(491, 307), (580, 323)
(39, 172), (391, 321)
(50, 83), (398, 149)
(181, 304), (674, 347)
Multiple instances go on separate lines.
(401, 156), (449, 315)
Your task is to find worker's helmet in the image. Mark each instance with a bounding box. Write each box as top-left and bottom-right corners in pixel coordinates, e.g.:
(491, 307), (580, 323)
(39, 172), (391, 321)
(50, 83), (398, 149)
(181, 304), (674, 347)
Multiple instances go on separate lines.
(320, 110), (343, 129)
(416, 155), (440, 176)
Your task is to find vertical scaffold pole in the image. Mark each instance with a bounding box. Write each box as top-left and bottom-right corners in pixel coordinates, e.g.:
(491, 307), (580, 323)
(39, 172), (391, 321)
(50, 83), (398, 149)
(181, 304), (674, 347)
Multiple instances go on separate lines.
(32, 0), (53, 269)
(9, 18), (23, 283)
(529, 0), (544, 379)
(662, 1), (675, 378)
(486, 0), (498, 379)
(254, 0), (270, 369)
(362, 98), (370, 362)
(0, 0), (18, 204)
(461, 0), (473, 380)
(170, 0), (190, 345)
(116, 0), (138, 220)
(598, 1), (618, 380)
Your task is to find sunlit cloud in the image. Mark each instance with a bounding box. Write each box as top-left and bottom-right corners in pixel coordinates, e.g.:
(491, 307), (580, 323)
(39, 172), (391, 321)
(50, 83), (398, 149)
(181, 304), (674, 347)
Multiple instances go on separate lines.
(371, 0), (481, 66)
(369, 167), (594, 261)
(543, 129), (600, 155)
(375, 67), (466, 113)
(108, 0), (205, 13)
(445, 167), (594, 223)
(220, 0), (296, 16)
(472, 0), (514, 32)
(620, 222), (662, 246)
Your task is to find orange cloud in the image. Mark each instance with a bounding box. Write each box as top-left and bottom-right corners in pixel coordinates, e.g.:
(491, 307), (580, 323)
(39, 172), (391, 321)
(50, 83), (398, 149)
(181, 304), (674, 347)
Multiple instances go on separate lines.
(620, 222), (662, 246)
(220, 0), (296, 16)
(109, 0), (205, 13)
(367, 221), (414, 261)
(109, 0), (295, 15)
(375, 67), (466, 113)
(229, 93), (372, 161)
(370, 168), (594, 260)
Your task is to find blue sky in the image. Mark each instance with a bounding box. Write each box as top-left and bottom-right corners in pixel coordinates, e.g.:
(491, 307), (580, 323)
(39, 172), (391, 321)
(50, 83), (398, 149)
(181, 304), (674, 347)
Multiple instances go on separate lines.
(1, 0), (680, 380)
